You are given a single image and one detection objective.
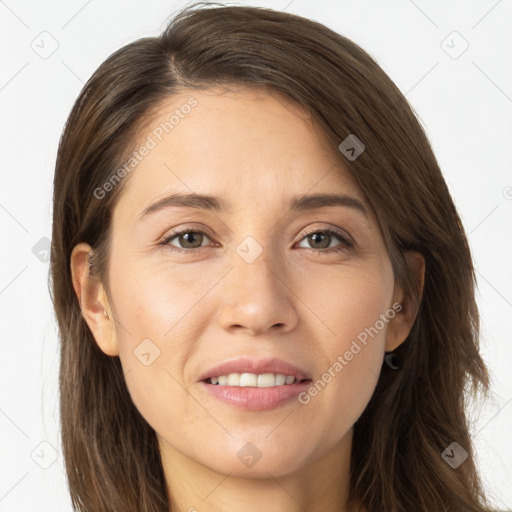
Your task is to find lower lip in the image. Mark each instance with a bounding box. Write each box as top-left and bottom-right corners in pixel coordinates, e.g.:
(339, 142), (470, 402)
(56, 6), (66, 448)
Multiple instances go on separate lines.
(199, 380), (312, 411)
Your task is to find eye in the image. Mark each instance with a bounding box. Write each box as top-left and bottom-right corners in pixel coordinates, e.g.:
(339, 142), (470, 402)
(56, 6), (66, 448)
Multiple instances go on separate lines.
(160, 228), (214, 253)
(159, 227), (353, 255)
(296, 228), (353, 253)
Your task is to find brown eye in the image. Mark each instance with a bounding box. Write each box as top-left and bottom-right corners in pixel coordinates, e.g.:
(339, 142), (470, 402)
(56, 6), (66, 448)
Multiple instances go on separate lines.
(306, 232), (332, 249)
(297, 229), (353, 253)
(162, 229), (213, 251)
(175, 231), (205, 249)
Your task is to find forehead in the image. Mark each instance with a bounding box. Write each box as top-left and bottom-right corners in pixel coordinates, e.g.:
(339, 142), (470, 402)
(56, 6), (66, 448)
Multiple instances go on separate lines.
(115, 86), (366, 217)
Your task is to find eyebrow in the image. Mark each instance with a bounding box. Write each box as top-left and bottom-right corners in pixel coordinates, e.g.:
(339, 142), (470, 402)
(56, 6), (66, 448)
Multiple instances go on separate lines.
(138, 192), (367, 219)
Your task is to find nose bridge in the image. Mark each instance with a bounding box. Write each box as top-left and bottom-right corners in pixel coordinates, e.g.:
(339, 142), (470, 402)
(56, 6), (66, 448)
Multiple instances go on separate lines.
(237, 236), (281, 295)
(217, 233), (298, 334)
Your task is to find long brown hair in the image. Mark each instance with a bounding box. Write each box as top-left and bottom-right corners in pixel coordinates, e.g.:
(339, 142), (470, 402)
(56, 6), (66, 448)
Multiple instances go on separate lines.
(50, 3), (493, 511)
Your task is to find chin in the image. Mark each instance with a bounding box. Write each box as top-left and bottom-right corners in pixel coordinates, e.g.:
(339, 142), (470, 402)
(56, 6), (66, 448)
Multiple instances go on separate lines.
(201, 436), (313, 478)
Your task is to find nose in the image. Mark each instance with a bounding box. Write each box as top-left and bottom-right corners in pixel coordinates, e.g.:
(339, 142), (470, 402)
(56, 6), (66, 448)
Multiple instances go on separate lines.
(216, 245), (299, 336)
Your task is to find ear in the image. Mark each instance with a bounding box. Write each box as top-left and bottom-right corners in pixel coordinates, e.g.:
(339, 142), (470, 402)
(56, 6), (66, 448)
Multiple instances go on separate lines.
(70, 243), (119, 356)
(385, 251), (425, 352)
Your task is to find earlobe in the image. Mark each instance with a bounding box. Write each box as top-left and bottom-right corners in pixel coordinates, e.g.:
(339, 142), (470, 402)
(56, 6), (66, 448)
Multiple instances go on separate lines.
(385, 251), (425, 352)
(70, 243), (119, 356)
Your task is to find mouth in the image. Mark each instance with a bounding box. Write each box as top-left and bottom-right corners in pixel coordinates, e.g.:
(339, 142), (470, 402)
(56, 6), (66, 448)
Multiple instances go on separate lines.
(197, 356), (312, 384)
(199, 373), (313, 411)
(197, 357), (313, 410)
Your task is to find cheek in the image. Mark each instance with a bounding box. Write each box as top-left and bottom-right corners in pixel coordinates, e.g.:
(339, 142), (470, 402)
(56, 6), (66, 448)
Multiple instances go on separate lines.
(108, 254), (219, 344)
(106, 256), (219, 435)
(293, 260), (393, 433)
(295, 258), (394, 347)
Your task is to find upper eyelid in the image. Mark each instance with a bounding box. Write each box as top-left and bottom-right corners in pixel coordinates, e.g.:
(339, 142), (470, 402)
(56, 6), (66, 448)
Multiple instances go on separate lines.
(300, 225), (352, 241)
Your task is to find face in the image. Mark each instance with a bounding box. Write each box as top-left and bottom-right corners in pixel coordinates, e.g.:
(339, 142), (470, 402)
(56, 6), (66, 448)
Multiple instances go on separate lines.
(88, 87), (408, 478)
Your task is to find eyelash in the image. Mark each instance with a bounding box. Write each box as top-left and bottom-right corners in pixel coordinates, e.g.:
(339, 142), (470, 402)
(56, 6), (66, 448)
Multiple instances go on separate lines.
(159, 227), (353, 255)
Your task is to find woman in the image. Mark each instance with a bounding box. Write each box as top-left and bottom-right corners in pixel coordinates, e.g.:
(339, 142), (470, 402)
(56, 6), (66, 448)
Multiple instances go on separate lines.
(50, 3), (495, 511)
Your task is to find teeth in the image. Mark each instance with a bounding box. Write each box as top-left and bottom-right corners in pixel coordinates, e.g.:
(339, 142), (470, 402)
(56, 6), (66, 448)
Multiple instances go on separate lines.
(240, 373), (258, 386)
(208, 373), (298, 387)
(275, 374), (286, 386)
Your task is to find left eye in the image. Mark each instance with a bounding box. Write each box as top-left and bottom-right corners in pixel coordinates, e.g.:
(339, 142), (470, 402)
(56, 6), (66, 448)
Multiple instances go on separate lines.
(296, 229), (352, 252)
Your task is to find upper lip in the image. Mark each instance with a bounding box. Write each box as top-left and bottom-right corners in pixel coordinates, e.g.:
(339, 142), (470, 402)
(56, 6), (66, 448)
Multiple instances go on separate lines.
(198, 357), (312, 382)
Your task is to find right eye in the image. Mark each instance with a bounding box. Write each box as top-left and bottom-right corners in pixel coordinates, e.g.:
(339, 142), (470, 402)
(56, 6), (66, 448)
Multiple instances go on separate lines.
(160, 229), (216, 253)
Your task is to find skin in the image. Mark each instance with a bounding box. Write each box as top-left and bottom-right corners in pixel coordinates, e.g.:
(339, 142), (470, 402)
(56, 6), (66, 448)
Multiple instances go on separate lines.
(71, 86), (424, 512)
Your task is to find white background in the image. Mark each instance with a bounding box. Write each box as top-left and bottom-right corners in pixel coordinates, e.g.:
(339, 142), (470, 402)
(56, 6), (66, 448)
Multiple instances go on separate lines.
(0, 0), (511, 510)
